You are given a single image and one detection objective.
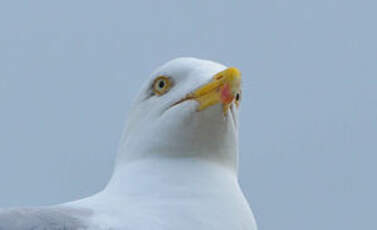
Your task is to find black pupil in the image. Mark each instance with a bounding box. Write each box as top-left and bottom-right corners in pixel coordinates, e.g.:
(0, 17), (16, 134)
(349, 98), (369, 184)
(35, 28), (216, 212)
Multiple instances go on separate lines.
(236, 93), (240, 101)
(158, 80), (165, 88)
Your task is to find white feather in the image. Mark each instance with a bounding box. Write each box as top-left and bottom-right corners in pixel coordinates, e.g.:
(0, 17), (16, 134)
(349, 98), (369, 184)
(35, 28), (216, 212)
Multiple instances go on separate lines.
(0, 57), (257, 230)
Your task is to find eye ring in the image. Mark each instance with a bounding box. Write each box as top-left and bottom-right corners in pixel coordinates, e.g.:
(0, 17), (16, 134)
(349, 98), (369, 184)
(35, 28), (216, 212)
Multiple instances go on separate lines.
(152, 76), (172, 95)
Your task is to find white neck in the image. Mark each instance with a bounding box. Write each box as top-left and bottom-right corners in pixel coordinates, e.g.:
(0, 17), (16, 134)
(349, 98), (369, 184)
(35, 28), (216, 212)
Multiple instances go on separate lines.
(90, 157), (257, 230)
(106, 157), (238, 196)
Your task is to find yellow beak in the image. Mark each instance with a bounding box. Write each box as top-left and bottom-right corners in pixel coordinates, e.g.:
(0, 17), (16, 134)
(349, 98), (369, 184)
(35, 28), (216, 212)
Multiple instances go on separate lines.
(173, 67), (241, 115)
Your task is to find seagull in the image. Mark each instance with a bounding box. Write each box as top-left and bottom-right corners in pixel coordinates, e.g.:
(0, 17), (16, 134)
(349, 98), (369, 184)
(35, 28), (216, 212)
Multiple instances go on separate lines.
(0, 57), (258, 230)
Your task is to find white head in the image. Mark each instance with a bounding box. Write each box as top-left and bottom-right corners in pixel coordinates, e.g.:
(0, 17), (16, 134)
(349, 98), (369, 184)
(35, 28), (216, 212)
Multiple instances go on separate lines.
(116, 57), (242, 171)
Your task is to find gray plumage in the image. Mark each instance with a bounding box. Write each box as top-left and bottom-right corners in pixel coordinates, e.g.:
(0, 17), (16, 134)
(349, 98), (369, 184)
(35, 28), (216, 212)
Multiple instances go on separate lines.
(0, 207), (93, 230)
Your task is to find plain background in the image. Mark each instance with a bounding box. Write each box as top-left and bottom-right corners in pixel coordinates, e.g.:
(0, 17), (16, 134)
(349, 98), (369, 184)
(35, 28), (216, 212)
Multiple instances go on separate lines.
(0, 0), (376, 229)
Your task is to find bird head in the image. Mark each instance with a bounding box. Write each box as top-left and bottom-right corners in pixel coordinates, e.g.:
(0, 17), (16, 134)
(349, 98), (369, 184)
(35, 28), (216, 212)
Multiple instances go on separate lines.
(117, 58), (242, 170)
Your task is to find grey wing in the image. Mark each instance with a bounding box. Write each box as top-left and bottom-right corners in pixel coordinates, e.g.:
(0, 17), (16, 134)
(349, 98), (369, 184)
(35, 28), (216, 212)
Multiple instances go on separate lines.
(0, 206), (93, 230)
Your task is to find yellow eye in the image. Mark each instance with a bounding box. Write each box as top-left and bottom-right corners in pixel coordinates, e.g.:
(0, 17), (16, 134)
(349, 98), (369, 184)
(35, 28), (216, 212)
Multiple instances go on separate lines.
(152, 76), (172, 95)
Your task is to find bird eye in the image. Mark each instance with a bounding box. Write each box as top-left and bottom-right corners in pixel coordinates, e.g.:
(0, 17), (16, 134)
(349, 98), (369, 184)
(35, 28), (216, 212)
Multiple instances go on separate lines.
(152, 76), (172, 95)
(235, 91), (241, 107)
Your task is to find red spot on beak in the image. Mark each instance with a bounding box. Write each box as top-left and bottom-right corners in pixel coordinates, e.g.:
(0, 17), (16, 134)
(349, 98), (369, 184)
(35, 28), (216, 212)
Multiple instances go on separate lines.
(220, 84), (234, 104)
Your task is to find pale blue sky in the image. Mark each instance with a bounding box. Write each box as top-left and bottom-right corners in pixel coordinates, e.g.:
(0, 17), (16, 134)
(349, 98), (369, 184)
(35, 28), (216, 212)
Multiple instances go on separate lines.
(0, 0), (376, 229)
